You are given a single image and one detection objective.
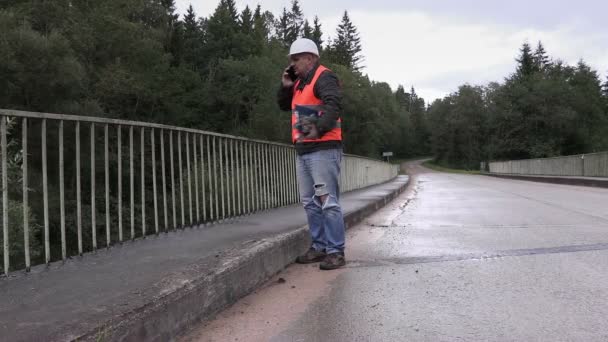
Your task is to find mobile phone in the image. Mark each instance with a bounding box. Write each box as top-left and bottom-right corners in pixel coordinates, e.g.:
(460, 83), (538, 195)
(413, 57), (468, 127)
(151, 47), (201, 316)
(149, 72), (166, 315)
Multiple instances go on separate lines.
(287, 65), (297, 81)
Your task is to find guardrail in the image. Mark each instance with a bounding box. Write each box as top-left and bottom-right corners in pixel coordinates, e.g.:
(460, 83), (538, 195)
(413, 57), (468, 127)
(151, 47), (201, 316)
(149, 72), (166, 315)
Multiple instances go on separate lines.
(0, 109), (397, 275)
(488, 152), (608, 177)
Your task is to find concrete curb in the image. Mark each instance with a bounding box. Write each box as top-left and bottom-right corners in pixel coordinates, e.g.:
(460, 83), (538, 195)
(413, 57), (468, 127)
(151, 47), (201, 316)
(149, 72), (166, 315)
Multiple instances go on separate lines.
(343, 180), (410, 229)
(79, 176), (410, 342)
(484, 173), (608, 188)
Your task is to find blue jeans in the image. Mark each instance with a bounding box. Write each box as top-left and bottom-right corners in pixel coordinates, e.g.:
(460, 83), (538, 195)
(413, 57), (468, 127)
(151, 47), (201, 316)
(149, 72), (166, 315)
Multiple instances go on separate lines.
(296, 148), (345, 254)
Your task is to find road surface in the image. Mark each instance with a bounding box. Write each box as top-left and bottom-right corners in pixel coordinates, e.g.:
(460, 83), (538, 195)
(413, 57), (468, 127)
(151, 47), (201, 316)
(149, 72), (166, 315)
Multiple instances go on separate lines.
(181, 161), (608, 342)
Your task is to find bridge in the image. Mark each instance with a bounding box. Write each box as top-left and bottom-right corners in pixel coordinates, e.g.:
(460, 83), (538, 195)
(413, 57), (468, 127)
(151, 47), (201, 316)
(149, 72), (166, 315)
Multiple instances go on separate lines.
(189, 164), (608, 342)
(1, 109), (607, 341)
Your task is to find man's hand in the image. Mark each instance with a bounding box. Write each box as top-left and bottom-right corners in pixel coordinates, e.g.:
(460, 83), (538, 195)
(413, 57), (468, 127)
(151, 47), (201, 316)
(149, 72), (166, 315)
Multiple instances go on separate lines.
(296, 122), (320, 142)
(282, 66), (295, 88)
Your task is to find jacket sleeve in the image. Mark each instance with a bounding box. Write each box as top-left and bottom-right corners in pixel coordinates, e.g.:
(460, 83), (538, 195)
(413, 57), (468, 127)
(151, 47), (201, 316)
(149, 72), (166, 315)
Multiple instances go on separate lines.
(313, 70), (342, 136)
(277, 84), (294, 111)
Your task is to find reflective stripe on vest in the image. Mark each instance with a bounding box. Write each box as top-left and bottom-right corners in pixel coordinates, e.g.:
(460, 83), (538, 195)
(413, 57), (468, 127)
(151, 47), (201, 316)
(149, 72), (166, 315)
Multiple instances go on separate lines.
(291, 65), (342, 143)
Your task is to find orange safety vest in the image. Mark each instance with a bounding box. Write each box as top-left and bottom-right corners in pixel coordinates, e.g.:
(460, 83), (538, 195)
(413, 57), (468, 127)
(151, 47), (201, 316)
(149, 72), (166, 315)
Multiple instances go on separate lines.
(291, 65), (342, 143)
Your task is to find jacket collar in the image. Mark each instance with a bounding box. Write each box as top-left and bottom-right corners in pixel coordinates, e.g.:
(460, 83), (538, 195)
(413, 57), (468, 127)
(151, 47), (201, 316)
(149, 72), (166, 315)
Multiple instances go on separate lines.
(296, 63), (320, 91)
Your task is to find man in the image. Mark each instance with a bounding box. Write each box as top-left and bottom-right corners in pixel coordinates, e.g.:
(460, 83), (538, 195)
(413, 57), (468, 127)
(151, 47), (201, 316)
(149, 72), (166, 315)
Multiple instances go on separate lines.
(277, 38), (346, 270)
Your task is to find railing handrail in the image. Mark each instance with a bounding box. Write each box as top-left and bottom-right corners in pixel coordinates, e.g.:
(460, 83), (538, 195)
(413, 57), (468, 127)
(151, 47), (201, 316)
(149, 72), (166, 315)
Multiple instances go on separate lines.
(0, 109), (294, 148)
(0, 108), (398, 275)
(0, 109), (391, 164)
(489, 151), (608, 163)
(488, 151), (608, 177)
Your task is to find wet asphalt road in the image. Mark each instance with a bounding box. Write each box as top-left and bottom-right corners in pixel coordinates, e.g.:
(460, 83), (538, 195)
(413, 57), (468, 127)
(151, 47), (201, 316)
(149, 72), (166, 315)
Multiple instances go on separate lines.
(183, 162), (608, 342)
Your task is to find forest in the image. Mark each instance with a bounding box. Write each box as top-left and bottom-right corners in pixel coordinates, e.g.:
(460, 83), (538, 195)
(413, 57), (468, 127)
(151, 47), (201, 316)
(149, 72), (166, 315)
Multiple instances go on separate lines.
(1, 0), (426, 158)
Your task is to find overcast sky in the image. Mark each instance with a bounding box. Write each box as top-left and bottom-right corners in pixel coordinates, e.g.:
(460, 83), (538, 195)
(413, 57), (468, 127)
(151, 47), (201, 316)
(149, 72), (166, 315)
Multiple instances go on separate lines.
(175, 0), (608, 103)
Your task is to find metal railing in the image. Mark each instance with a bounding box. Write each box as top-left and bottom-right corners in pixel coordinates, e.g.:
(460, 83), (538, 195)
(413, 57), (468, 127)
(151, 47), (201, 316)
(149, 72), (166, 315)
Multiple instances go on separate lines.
(0, 109), (398, 274)
(488, 151), (608, 177)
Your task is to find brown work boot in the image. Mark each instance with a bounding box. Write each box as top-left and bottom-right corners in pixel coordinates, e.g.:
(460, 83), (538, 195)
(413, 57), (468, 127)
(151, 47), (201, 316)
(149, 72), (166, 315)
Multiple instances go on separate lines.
(296, 248), (327, 264)
(319, 252), (346, 270)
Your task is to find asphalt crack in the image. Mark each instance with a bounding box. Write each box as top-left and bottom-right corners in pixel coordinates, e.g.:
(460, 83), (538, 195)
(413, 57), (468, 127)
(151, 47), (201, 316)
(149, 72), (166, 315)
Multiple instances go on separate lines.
(346, 242), (608, 268)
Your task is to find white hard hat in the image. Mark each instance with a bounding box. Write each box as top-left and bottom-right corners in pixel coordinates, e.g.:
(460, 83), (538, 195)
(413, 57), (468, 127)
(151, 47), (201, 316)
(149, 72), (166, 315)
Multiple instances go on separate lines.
(289, 38), (319, 57)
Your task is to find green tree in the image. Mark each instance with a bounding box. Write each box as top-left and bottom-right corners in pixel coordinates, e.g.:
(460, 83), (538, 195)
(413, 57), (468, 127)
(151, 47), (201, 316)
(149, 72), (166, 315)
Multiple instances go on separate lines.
(311, 16), (324, 50)
(275, 7), (290, 47)
(567, 60), (608, 152)
(286, 0), (304, 42)
(394, 86), (415, 157)
(181, 4), (204, 67)
(160, 0), (182, 65)
(427, 86), (487, 168)
(204, 0), (243, 60)
(237, 5), (260, 56)
(408, 87), (429, 156)
(515, 42), (535, 79)
(329, 11), (363, 71)
(0, 11), (87, 113)
(252, 5), (272, 50)
(302, 19), (312, 39)
(240, 5), (254, 34)
(533, 41), (550, 71)
(26, 0), (72, 35)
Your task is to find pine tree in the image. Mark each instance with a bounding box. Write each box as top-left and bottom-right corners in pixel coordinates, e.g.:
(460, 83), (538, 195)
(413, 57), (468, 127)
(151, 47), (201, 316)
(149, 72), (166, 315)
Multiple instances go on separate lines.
(240, 5), (253, 34)
(205, 0), (242, 59)
(569, 60), (608, 152)
(394, 85), (415, 156)
(155, 0), (182, 65)
(603, 76), (608, 123)
(183, 5), (198, 32)
(395, 85), (409, 109)
(409, 86), (418, 113)
(224, 0), (239, 22)
(332, 11), (363, 71)
(276, 7), (290, 47)
(533, 41), (550, 71)
(408, 86), (429, 155)
(311, 16), (324, 49)
(302, 19), (312, 39)
(181, 4), (202, 67)
(252, 5), (270, 43)
(286, 0), (303, 42)
(160, 0), (178, 18)
(238, 5), (259, 56)
(515, 42), (535, 78)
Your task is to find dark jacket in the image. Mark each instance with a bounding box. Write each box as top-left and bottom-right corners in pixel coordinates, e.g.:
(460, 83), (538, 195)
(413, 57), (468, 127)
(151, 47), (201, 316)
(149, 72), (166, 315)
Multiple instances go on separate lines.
(277, 64), (342, 155)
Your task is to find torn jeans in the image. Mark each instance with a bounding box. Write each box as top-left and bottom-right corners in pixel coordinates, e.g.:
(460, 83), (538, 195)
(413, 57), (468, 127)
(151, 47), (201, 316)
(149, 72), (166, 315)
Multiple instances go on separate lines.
(296, 148), (345, 254)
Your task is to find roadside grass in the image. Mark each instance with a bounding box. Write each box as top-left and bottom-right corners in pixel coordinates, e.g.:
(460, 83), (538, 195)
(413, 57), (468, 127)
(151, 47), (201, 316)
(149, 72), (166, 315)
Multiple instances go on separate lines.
(422, 160), (482, 175)
(389, 156), (432, 165)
